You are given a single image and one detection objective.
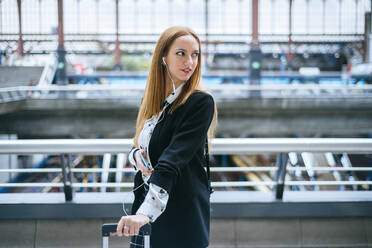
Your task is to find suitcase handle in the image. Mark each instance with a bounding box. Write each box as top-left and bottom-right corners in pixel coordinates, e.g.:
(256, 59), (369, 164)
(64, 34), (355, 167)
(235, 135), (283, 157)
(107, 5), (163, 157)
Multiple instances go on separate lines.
(102, 223), (151, 237)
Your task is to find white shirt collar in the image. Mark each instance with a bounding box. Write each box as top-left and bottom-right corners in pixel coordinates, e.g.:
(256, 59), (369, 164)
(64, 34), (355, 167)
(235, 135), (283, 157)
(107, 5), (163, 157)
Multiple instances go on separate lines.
(164, 82), (185, 105)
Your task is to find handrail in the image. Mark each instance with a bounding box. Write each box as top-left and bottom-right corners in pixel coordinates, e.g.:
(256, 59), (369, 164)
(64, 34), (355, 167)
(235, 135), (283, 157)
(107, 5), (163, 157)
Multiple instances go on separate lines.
(0, 84), (371, 104)
(1, 181), (371, 188)
(0, 139), (132, 154)
(1, 84), (372, 93)
(1, 138), (372, 154)
(0, 166), (372, 173)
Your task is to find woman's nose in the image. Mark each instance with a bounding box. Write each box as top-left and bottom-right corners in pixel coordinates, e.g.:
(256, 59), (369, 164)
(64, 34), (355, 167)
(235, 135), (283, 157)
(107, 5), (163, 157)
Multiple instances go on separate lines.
(184, 56), (193, 66)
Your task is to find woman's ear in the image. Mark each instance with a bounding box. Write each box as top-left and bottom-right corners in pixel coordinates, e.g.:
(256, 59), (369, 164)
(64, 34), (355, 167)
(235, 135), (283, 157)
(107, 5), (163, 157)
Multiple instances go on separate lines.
(162, 57), (167, 66)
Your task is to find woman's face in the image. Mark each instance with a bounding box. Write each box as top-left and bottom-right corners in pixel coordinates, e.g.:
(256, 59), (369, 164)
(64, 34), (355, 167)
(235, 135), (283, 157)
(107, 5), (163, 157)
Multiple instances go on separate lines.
(163, 35), (199, 85)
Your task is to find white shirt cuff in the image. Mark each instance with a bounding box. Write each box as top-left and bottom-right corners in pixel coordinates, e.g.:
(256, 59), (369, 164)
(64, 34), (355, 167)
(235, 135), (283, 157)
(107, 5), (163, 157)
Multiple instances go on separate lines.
(136, 183), (169, 222)
(128, 147), (139, 169)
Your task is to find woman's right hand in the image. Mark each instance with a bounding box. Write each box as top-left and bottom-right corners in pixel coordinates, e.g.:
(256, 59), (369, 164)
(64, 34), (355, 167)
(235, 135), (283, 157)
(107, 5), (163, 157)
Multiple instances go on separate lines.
(134, 149), (154, 177)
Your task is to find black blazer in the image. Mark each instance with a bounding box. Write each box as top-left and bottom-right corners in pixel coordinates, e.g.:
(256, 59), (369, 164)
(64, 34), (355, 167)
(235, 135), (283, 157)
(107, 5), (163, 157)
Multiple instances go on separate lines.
(131, 91), (215, 248)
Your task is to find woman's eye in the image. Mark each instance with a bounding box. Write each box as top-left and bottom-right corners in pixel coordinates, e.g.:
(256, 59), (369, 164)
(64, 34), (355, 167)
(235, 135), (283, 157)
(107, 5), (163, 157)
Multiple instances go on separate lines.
(176, 51), (184, 56)
(192, 53), (199, 57)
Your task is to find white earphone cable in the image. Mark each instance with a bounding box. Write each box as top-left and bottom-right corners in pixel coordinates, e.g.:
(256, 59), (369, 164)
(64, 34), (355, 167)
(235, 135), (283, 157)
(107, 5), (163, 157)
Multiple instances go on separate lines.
(122, 180), (146, 216)
(163, 58), (176, 95)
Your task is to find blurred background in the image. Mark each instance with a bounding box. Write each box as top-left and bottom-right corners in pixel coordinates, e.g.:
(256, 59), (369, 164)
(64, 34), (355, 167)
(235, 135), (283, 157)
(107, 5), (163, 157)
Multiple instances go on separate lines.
(1, 0), (371, 138)
(0, 0), (370, 72)
(0, 1), (372, 247)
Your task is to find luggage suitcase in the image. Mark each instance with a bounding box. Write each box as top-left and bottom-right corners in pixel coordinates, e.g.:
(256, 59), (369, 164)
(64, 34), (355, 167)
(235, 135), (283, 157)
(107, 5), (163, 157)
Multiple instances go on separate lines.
(102, 223), (152, 248)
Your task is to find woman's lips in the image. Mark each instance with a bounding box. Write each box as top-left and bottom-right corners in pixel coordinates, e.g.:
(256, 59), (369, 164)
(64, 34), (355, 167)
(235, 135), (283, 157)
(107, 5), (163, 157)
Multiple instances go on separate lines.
(181, 69), (192, 75)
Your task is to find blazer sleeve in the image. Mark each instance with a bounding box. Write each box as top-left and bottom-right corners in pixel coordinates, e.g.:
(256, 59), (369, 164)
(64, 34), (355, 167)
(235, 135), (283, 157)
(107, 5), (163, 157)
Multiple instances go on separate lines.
(148, 92), (215, 193)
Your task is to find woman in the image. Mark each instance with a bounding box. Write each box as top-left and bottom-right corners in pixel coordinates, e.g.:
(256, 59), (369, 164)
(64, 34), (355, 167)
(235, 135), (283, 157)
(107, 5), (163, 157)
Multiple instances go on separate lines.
(115, 26), (217, 248)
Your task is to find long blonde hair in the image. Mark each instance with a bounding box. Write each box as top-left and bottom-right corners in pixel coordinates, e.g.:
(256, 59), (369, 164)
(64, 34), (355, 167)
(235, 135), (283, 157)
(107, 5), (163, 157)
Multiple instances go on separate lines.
(133, 26), (217, 148)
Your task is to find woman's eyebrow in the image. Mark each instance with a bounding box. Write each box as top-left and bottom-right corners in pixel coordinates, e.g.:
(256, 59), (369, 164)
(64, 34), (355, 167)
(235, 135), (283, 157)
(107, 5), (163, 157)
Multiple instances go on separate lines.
(175, 48), (199, 53)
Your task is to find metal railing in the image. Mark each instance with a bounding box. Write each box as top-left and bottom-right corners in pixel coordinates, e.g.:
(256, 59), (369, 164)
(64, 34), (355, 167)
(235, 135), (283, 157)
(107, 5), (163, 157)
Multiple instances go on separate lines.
(1, 84), (372, 104)
(0, 138), (371, 201)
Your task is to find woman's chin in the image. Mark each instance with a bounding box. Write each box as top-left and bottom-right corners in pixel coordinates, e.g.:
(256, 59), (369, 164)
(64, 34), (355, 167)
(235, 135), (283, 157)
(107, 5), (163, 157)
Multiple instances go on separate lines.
(178, 75), (191, 82)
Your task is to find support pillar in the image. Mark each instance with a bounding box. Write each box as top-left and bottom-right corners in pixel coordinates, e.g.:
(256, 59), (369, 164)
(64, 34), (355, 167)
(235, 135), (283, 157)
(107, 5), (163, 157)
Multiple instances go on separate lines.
(61, 154), (74, 201)
(114, 0), (122, 71)
(204, 0), (209, 71)
(16, 0), (24, 56)
(56, 0), (67, 85)
(365, 12), (371, 63)
(286, 0), (295, 71)
(274, 153), (288, 200)
(249, 0), (262, 97)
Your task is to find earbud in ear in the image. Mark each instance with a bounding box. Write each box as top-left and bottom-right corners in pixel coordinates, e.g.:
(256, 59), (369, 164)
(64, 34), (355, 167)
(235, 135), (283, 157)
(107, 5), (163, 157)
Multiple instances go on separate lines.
(162, 57), (167, 66)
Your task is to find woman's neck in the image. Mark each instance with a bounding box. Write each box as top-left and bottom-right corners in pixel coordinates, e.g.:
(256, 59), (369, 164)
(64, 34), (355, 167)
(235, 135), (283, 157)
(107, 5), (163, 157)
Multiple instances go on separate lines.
(165, 76), (183, 96)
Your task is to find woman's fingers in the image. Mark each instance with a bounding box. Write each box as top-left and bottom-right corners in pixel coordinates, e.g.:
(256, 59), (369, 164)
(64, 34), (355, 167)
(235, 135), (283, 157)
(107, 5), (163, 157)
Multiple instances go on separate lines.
(116, 216), (126, 236)
(123, 219), (137, 236)
(134, 223), (140, 236)
(129, 223), (136, 236)
(135, 150), (153, 177)
(116, 215), (150, 237)
(123, 222), (130, 236)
